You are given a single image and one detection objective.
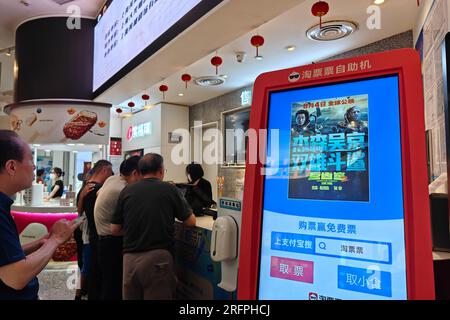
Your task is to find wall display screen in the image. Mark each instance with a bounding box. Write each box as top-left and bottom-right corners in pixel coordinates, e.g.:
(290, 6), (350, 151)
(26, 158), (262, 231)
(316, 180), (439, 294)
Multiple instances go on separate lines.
(94, 0), (210, 93)
(223, 108), (251, 165)
(258, 75), (407, 300)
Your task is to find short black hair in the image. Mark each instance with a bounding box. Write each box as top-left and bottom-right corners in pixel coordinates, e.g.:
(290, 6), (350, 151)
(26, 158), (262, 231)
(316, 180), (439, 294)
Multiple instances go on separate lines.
(295, 109), (310, 122)
(0, 130), (25, 173)
(186, 162), (204, 182)
(53, 167), (64, 177)
(36, 169), (45, 177)
(120, 156), (141, 176)
(139, 153), (163, 175)
(91, 160), (112, 175)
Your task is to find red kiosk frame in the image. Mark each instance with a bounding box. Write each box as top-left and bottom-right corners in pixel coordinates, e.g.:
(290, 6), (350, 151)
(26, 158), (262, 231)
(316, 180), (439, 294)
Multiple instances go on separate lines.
(238, 48), (435, 300)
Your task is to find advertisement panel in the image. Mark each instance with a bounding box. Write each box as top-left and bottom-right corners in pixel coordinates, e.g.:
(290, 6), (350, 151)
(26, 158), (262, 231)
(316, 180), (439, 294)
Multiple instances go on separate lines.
(288, 94), (369, 201)
(7, 103), (110, 145)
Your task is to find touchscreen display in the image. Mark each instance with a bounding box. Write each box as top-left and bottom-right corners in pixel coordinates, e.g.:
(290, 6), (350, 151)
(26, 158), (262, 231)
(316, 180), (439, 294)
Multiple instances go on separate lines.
(258, 75), (407, 300)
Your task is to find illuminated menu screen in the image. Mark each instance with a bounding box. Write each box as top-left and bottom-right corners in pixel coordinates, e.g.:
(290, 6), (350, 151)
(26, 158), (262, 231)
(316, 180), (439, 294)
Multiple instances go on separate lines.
(94, 0), (202, 91)
(258, 75), (407, 300)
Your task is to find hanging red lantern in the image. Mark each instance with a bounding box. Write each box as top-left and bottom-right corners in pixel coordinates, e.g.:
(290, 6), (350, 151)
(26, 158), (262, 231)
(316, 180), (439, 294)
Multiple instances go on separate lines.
(116, 107), (123, 114)
(142, 94), (150, 101)
(159, 85), (168, 100)
(128, 102), (135, 109)
(311, 1), (329, 29)
(251, 35), (265, 58)
(181, 74), (192, 89)
(211, 56), (223, 75)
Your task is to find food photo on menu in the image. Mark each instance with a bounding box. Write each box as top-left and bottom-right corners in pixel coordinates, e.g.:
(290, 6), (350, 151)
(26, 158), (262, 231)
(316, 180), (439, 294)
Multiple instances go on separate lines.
(8, 106), (109, 144)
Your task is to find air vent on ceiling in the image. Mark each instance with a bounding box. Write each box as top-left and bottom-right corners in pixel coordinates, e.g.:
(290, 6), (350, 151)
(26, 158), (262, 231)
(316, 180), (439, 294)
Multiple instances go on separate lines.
(194, 76), (226, 87)
(306, 20), (358, 41)
(51, 0), (76, 5)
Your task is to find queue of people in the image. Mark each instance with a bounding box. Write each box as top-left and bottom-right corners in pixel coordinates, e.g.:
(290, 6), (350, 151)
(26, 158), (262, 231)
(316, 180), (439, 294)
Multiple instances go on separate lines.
(75, 154), (202, 300)
(0, 129), (216, 300)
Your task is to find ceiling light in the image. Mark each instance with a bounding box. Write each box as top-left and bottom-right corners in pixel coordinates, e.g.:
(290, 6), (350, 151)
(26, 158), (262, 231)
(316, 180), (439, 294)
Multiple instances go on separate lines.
(5, 49), (11, 56)
(374, 0), (385, 4)
(32, 144), (41, 147)
(286, 46), (296, 52)
(221, 75), (228, 79)
(255, 55), (264, 61)
(143, 105), (153, 110)
(195, 76), (226, 87)
(307, 20), (358, 42)
(178, 93), (184, 97)
(67, 144), (75, 146)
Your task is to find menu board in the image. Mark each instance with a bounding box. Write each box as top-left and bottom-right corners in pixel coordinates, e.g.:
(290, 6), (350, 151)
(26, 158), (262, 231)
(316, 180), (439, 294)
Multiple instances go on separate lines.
(93, 0), (201, 91)
(258, 75), (407, 300)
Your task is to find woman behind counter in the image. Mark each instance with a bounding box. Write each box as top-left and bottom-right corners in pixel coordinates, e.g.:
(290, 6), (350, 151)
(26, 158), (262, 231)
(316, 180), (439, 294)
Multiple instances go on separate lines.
(45, 167), (65, 200)
(185, 163), (215, 216)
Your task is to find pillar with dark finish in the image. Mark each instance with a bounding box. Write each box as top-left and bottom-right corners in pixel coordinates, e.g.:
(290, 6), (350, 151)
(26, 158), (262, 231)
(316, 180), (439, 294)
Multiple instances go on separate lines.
(15, 17), (95, 102)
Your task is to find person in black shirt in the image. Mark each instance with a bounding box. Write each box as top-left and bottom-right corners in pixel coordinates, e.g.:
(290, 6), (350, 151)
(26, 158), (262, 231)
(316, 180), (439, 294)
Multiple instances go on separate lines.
(80, 160), (113, 300)
(111, 153), (195, 300)
(45, 167), (65, 200)
(0, 130), (83, 300)
(185, 163), (215, 216)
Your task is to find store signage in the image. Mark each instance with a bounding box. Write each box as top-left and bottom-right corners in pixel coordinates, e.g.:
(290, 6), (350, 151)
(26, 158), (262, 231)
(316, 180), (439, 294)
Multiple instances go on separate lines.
(241, 90), (252, 106)
(110, 138), (122, 156)
(127, 122), (152, 141)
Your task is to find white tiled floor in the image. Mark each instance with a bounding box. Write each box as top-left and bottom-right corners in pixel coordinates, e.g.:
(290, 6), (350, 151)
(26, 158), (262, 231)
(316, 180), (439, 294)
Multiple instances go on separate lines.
(37, 262), (78, 300)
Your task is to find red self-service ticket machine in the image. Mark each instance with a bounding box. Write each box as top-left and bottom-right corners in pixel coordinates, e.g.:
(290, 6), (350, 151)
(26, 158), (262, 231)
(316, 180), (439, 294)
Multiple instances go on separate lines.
(238, 49), (435, 300)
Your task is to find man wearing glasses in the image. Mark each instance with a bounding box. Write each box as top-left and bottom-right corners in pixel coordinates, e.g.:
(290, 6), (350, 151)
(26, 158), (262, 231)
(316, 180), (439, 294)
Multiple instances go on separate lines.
(0, 131), (83, 300)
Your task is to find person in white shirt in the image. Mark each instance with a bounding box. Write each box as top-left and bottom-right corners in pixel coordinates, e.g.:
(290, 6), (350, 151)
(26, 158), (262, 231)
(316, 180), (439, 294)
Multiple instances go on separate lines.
(94, 156), (142, 300)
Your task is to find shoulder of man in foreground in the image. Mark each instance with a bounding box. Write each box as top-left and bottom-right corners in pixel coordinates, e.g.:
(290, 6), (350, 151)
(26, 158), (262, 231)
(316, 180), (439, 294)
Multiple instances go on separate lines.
(102, 175), (123, 187)
(161, 180), (183, 193)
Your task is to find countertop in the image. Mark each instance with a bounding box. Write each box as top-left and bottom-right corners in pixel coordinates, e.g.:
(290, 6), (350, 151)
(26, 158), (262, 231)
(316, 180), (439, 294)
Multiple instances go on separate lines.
(176, 215), (215, 231)
(12, 200), (77, 213)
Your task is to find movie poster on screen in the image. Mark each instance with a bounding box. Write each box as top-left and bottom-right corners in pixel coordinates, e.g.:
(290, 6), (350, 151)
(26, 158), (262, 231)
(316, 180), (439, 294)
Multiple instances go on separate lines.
(288, 94), (369, 202)
(7, 104), (110, 145)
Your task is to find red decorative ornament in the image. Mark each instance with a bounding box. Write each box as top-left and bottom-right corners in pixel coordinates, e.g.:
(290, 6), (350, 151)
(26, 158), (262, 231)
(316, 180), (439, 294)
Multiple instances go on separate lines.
(159, 85), (168, 100)
(116, 108), (123, 114)
(128, 102), (135, 109)
(142, 94), (150, 101)
(251, 35), (265, 58)
(211, 56), (223, 75)
(181, 74), (192, 89)
(311, 1), (329, 29)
